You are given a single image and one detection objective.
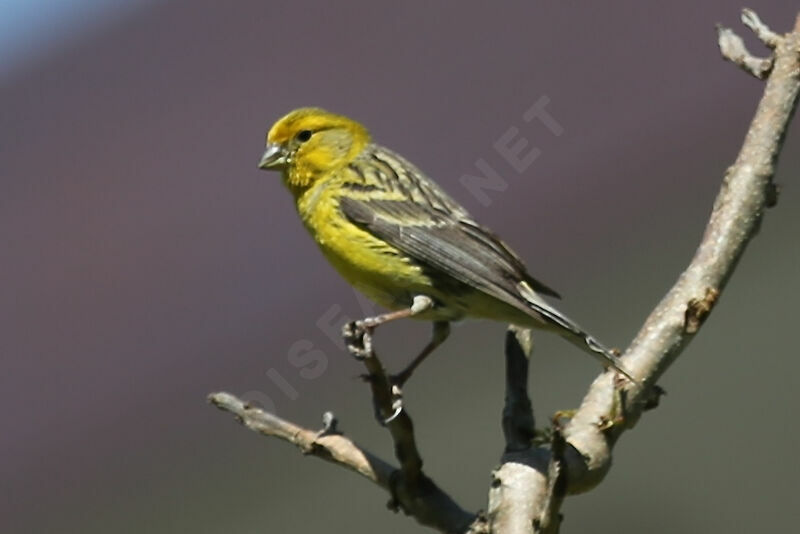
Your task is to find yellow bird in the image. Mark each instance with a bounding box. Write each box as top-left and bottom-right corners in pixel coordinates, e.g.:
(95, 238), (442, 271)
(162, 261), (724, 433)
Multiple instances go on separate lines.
(259, 107), (635, 383)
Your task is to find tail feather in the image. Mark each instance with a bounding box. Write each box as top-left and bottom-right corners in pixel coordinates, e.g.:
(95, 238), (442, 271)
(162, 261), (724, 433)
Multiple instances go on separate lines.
(517, 282), (638, 383)
(562, 328), (639, 383)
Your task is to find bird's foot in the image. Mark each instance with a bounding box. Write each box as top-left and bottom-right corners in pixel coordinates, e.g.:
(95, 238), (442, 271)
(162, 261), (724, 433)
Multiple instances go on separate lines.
(360, 373), (404, 426)
(342, 320), (373, 360)
(381, 383), (404, 425)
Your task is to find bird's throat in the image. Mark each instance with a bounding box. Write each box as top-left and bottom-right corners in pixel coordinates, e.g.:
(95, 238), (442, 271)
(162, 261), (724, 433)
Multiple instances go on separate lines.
(284, 166), (317, 197)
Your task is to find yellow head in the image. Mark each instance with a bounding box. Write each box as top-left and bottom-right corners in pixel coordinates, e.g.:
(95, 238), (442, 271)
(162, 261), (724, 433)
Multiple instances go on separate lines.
(258, 108), (370, 191)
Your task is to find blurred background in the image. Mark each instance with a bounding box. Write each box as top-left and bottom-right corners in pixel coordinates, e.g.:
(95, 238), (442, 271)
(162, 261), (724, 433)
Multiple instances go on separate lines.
(3, 1), (799, 532)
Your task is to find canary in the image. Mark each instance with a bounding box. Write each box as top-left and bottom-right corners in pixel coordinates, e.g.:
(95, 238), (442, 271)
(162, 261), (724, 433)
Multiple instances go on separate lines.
(259, 107), (635, 383)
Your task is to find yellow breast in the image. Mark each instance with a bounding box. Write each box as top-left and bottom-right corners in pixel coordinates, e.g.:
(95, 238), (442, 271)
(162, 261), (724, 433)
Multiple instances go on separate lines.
(294, 179), (429, 311)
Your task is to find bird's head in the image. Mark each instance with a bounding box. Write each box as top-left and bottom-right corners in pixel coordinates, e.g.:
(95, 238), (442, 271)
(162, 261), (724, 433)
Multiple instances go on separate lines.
(259, 107), (370, 190)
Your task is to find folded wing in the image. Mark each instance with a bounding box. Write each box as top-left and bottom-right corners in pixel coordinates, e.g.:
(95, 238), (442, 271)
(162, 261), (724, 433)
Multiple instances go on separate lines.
(339, 195), (560, 322)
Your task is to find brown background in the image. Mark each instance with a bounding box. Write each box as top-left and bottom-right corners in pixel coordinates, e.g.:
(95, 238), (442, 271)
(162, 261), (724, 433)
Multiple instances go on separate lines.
(2, 1), (799, 532)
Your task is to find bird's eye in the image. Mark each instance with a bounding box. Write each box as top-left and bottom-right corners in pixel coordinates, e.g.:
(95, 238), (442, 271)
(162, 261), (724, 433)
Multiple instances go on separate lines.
(296, 130), (313, 142)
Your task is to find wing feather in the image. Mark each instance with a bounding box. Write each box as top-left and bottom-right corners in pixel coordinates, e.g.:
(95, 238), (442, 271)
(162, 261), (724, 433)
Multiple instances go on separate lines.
(338, 195), (559, 320)
(337, 145), (636, 382)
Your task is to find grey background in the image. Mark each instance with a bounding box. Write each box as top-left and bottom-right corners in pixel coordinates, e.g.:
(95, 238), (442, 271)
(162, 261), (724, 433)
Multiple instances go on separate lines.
(2, 1), (799, 532)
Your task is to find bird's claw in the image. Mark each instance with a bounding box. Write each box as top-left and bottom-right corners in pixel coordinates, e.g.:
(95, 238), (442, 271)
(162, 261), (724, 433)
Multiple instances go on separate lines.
(384, 385), (404, 424)
(343, 320), (404, 425)
(375, 384), (404, 425)
(342, 320), (373, 360)
(364, 381), (404, 426)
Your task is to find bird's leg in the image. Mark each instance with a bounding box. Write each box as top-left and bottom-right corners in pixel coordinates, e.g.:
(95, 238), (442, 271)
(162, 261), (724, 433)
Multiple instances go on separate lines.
(391, 321), (451, 386)
(342, 295), (438, 425)
(342, 295), (435, 359)
(356, 297), (450, 386)
(359, 295), (435, 328)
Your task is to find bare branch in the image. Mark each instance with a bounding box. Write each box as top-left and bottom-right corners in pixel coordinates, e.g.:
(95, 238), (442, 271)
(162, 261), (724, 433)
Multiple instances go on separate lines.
(535, 428), (567, 534)
(347, 320), (495, 532)
(487, 454), (548, 534)
(350, 321), (484, 532)
(342, 322), (424, 480)
(502, 327), (536, 451)
(486, 328), (570, 534)
(485, 438), (566, 534)
(560, 9), (800, 495)
(209, 391), (478, 533)
(208, 392), (395, 484)
(487, 328), (545, 534)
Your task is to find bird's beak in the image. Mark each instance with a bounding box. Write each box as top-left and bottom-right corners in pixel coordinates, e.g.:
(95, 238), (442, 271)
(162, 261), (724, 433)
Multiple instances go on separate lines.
(258, 143), (286, 170)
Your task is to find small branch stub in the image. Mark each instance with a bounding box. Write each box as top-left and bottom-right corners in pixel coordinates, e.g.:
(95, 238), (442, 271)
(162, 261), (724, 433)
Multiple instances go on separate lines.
(717, 25), (773, 79)
(742, 8), (781, 48)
